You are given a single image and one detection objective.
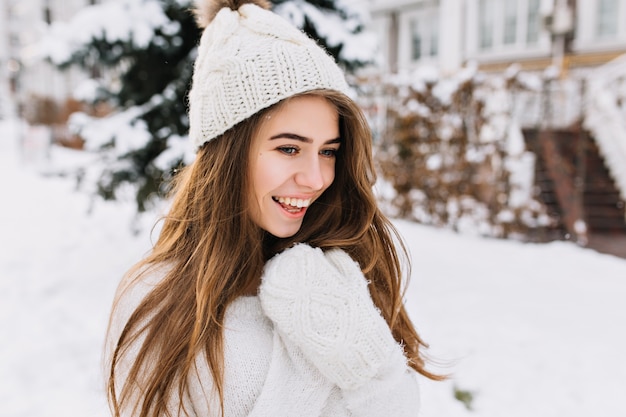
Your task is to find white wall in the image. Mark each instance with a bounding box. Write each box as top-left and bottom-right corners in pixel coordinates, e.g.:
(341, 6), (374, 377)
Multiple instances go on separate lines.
(439, 0), (464, 73)
(0, 1), (9, 63)
(1, 0), (15, 117)
(369, 12), (392, 71)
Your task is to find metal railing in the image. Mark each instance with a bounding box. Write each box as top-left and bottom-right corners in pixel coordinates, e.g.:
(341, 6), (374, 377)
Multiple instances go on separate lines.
(583, 54), (626, 203)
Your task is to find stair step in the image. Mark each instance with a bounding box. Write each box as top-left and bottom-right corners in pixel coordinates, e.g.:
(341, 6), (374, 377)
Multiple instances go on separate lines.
(585, 184), (623, 193)
(587, 223), (626, 233)
(587, 201), (625, 206)
(584, 211), (623, 221)
(585, 190), (619, 198)
(586, 213), (626, 222)
(522, 126), (626, 237)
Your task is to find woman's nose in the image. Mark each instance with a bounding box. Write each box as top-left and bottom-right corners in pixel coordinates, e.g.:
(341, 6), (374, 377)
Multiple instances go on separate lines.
(295, 156), (326, 191)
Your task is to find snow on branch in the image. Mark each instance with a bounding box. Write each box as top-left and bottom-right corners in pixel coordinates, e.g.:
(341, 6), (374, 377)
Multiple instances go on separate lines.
(41, 0), (186, 66)
(275, 0), (377, 65)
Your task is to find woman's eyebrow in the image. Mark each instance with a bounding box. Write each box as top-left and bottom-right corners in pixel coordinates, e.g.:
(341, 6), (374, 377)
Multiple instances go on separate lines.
(269, 133), (311, 142)
(269, 133), (341, 144)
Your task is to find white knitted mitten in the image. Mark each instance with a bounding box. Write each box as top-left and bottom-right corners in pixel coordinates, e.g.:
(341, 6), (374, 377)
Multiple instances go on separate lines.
(259, 244), (405, 390)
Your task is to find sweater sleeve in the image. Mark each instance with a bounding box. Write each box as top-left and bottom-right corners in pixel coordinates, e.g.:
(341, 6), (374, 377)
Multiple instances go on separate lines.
(340, 356), (421, 416)
(108, 274), (337, 417)
(259, 244), (422, 415)
(105, 266), (199, 417)
(186, 298), (336, 417)
(246, 332), (336, 416)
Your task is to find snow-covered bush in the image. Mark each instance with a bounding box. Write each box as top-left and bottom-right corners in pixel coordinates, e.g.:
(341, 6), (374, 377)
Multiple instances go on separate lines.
(372, 64), (552, 238)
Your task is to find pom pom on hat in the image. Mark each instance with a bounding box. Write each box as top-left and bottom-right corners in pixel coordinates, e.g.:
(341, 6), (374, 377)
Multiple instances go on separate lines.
(194, 0), (272, 28)
(188, 0), (350, 150)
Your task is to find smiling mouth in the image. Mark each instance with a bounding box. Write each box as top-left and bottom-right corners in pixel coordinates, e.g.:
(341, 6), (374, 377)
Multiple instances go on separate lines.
(272, 196), (312, 213)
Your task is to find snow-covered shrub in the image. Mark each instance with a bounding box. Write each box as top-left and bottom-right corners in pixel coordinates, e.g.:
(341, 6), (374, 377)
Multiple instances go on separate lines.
(372, 64), (552, 238)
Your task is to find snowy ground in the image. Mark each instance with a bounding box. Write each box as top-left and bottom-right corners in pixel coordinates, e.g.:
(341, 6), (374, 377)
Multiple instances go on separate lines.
(1, 119), (625, 417)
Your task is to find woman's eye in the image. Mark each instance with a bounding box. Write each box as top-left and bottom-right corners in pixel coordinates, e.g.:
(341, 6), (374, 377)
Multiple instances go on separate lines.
(320, 148), (338, 158)
(277, 146), (298, 155)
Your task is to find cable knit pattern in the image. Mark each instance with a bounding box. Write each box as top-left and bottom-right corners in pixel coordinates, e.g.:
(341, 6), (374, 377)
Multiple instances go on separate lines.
(188, 3), (350, 149)
(107, 264), (420, 416)
(258, 244), (405, 390)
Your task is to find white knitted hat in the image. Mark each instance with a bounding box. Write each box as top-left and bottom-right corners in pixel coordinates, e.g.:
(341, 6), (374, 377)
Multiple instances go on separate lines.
(189, 0), (351, 150)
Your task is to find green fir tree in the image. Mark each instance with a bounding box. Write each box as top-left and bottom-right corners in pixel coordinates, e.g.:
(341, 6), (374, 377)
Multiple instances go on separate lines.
(47, 0), (376, 212)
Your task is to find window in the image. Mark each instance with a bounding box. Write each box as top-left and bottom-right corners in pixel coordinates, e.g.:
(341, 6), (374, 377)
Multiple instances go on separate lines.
(477, 0), (543, 52)
(408, 9), (439, 62)
(43, 0), (52, 24)
(503, 0), (517, 44)
(410, 19), (422, 60)
(479, 0), (495, 49)
(429, 16), (439, 56)
(526, 0), (540, 43)
(596, 0), (618, 38)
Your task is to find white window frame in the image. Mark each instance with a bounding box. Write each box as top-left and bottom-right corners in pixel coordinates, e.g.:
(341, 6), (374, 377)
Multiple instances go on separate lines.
(574, 0), (626, 52)
(370, 13), (393, 72)
(572, 0), (626, 53)
(466, 0), (551, 61)
(595, 0), (619, 38)
(398, 6), (439, 69)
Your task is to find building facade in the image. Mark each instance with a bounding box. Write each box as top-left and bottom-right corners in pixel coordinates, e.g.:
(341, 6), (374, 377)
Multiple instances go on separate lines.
(367, 0), (626, 243)
(3, 0), (626, 117)
(368, 0), (626, 74)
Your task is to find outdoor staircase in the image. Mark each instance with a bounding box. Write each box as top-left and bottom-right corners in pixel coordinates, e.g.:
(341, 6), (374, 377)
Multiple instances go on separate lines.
(584, 139), (626, 233)
(523, 125), (626, 243)
(513, 54), (626, 255)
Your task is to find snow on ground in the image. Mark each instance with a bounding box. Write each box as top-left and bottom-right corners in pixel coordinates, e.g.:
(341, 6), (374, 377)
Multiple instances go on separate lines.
(1, 119), (625, 417)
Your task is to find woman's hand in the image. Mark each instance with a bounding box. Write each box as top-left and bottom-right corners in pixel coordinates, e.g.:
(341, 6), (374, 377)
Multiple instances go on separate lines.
(259, 244), (405, 390)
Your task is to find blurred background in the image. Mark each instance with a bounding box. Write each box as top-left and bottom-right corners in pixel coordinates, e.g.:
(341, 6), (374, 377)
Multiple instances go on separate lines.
(1, 0), (626, 416)
(2, 0), (626, 250)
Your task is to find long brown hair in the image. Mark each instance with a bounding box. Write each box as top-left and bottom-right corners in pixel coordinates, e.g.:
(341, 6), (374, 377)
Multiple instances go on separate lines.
(107, 89), (442, 417)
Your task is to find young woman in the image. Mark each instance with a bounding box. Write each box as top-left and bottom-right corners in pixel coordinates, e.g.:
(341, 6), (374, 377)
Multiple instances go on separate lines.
(105, 1), (442, 416)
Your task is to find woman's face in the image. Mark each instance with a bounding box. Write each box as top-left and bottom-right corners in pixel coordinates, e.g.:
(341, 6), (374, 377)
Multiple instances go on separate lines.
(248, 95), (340, 238)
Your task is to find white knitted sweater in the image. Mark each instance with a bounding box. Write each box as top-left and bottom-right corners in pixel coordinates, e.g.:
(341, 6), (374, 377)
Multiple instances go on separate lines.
(107, 247), (421, 416)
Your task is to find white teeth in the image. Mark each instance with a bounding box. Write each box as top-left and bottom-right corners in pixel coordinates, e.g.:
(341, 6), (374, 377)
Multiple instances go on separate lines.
(276, 197), (311, 208)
